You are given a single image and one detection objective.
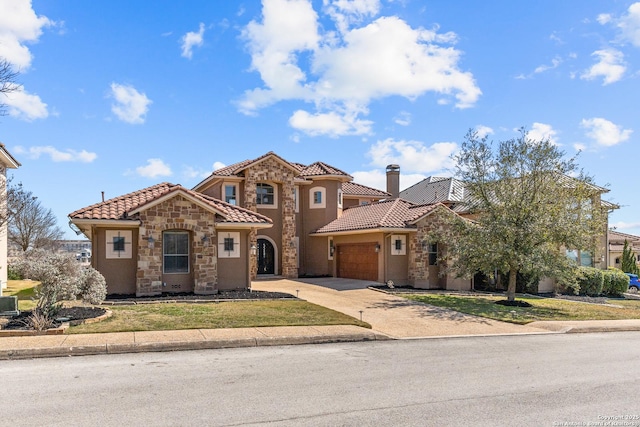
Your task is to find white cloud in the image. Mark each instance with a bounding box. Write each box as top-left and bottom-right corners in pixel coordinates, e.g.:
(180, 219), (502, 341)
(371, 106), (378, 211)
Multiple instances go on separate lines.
(580, 48), (626, 85)
(181, 23), (205, 59)
(367, 138), (458, 174)
(475, 125), (493, 139)
(109, 83), (152, 124)
(393, 111), (411, 126)
(573, 143), (587, 151)
(601, 2), (640, 47)
(14, 145), (96, 162)
(0, 0), (52, 69)
(135, 159), (172, 178)
(527, 122), (558, 145)
(289, 109), (373, 136)
(533, 56), (562, 74)
(581, 117), (632, 147)
(4, 85), (48, 120)
(238, 0), (480, 137)
(611, 220), (640, 231)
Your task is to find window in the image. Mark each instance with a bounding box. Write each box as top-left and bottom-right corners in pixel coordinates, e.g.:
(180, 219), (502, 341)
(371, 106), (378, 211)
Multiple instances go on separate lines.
(225, 184), (237, 205)
(391, 235), (406, 256)
(428, 243), (438, 266)
(163, 231), (189, 274)
(218, 232), (240, 258)
(309, 186), (326, 209)
(615, 257), (621, 264)
(256, 183), (275, 206)
(328, 238), (334, 260)
(294, 186), (299, 213)
(224, 237), (234, 252)
(105, 230), (132, 259)
(337, 189), (343, 208)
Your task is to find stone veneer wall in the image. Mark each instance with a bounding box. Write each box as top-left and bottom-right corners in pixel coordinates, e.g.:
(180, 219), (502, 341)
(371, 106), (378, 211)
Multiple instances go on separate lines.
(408, 210), (450, 285)
(136, 195), (217, 296)
(244, 158), (298, 279)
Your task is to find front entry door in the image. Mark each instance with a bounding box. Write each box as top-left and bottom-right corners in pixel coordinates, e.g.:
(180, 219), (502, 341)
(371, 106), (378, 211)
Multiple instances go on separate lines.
(257, 238), (275, 275)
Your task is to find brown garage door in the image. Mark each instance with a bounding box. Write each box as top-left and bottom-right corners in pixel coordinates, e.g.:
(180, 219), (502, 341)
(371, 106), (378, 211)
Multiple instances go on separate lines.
(337, 243), (378, 281)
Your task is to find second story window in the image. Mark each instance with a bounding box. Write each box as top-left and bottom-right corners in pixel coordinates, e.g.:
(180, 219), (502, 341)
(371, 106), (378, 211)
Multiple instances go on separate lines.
(256, 183), (275, 205)
(309, 186), (326, 209)
(225, 184), (237, 205)
(314, 191), (322, 204)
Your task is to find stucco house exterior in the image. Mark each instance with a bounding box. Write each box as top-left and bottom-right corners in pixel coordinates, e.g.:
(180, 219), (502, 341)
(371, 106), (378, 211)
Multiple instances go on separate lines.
(608, 229), (640, 270)
(70, 151), (616, 296)
(0, 143), (20, 295)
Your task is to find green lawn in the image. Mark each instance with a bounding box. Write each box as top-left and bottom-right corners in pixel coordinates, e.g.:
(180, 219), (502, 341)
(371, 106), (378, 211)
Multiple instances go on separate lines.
(4, 280), (38, 311)
(400, 293), (640, 324)
(69, 300), (370, 334)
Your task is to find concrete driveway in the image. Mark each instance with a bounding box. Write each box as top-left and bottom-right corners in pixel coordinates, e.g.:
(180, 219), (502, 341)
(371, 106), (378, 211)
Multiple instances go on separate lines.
(252, 278), (550, 339)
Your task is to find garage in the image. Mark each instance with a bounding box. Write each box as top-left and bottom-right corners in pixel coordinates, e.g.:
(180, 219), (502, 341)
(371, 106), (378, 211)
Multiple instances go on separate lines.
(336, 243), (379, 281)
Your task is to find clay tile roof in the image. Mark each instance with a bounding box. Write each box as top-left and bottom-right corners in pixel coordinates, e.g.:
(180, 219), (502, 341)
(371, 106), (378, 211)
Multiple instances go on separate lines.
(69, 182), (177, 220)
(314, 199), (416, 233)
(69, 182), (272, 225)
(342, 181), (390, 197)
(298, 161), (352, 178)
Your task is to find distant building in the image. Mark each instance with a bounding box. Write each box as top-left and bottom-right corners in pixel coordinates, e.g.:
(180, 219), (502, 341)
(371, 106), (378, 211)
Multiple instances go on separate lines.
(0, 143), (21, 293)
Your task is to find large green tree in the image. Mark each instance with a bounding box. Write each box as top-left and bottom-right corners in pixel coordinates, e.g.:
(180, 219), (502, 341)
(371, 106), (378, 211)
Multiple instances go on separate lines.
(446, 129), (607, 302)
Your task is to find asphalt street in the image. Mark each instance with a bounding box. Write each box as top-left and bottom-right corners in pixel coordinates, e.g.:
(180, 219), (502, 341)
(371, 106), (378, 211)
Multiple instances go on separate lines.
(2, 331), (639, 426)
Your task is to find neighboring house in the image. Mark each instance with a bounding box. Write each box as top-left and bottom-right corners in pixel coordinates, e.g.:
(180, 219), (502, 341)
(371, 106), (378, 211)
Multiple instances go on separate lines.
(69, 151), (616, 296)
(401, 175), (617, 292)
(0, 143), (20, 295)
(608, 230), (640, 270)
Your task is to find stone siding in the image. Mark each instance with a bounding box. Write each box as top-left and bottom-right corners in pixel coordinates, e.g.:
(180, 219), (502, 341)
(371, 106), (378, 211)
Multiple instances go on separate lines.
(136, 195), (217, 296)
(244, 158), (298, 279)
(409, 209), (450, 286)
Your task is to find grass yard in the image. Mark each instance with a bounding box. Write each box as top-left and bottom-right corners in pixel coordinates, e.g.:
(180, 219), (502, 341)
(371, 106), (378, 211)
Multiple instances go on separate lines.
(69, 300), (370, 334)
(400, 293), (640, 324)
(4, 280), (38, 311)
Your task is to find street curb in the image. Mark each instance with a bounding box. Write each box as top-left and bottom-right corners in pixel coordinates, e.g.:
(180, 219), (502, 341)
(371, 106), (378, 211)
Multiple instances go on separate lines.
(0, 333), (388, 360)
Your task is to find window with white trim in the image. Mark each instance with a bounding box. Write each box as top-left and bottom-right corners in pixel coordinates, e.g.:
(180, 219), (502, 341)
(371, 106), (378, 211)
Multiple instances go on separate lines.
(163, 231), (189, 273)
(391, 235), (406, 256)
(337, 188), (343, 208)
(328, 237), (335, 260)
(105, 230), (132, 259)
(256, 183), (276, 207)
(225, 184), (237, 205)
(218, 231), (240, 258)
(309, 186), (326, 209)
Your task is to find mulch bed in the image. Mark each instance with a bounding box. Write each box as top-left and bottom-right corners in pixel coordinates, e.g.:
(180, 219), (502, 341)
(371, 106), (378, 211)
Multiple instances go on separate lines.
(1, 307), (107, 330)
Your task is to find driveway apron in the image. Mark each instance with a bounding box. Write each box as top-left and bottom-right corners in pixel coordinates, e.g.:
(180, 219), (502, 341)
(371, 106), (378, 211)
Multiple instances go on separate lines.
(252, 278), (549, 338)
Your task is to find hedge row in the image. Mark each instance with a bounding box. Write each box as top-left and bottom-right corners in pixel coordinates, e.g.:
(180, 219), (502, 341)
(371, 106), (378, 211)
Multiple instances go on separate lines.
(571, 267), (629, 297)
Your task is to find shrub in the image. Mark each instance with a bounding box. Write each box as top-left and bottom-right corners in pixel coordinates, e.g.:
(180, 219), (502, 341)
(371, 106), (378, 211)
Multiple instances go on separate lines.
(576, 266), (604, 296)
(602, 268), (629, 297)
(12, 249), (107, 320)
(7, 264), (22, 280)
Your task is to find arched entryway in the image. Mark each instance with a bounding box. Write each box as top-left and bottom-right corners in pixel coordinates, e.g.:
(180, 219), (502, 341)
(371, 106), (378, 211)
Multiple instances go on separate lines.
(257, 238), (276, 275)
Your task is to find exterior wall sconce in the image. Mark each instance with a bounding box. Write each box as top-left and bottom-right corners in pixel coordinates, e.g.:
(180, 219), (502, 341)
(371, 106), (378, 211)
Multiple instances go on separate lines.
(147, 236), (155, 249)
(421, 241), (428, 250)
(375, 243), (381, 253)
(250, 244), (257, 255)
(289, 240), (296, 248)
(201, 235), (209, 246)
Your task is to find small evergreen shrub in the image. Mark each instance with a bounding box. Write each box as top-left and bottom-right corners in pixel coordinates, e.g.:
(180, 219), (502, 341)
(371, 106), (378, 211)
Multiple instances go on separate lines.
(7, 264), (22, 280)
(576, 266), (604, 296)
(602, 269), (629, 297)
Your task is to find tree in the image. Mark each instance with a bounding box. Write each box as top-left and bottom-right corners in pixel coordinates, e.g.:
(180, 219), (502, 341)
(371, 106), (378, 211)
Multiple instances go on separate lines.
(445, 128), (606, 302)
(621, 240), (639, 275)
(12, 249), (107, 322)
(8, 184), (64, 252)
(0, 58), (20, 117)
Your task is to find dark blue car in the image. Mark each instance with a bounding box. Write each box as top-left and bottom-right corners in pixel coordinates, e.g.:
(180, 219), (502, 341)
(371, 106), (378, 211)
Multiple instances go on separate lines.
(625, 273), (640, 293)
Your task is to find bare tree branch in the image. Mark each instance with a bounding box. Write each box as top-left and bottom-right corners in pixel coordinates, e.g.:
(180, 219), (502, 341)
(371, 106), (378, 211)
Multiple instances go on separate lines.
(0, 58), (21, 117)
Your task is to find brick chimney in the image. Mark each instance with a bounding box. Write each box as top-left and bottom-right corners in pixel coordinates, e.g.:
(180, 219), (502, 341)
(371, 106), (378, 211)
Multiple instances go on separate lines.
(386, 164), (400, 198)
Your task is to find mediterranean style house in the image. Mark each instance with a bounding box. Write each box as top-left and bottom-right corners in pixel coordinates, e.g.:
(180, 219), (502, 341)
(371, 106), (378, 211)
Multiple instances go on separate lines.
(69, 151), (616, 296)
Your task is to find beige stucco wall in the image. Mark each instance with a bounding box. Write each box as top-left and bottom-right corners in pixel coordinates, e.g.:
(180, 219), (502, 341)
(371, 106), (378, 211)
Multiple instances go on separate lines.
(94, 227), (138, 295)
(217, 229), (250, 289)
(384, 233), (409, 286)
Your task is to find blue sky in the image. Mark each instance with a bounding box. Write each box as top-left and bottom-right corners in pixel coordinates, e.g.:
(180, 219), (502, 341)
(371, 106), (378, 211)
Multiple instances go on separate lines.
(1, 0), (639, 238)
